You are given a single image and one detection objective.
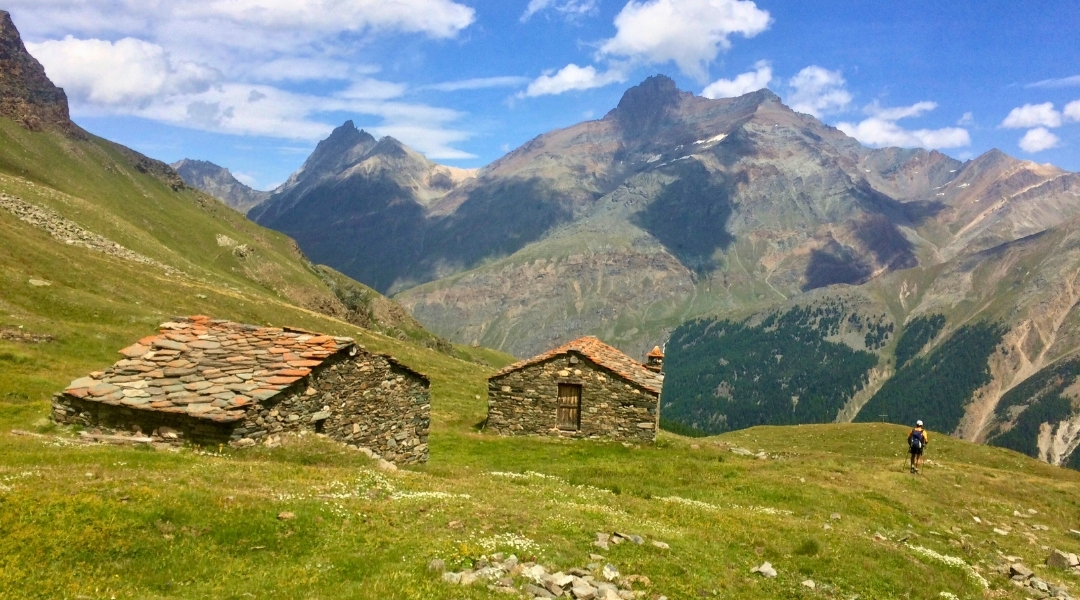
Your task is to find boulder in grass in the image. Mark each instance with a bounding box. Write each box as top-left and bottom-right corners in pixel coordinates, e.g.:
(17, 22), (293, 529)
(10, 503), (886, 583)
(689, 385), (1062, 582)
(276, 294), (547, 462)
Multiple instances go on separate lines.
(1046, 549), (1076, 569)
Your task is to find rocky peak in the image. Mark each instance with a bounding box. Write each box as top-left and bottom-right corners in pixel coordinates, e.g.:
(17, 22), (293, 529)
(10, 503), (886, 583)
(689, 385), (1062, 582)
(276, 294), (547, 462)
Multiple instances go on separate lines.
(0, 10), (80, 135)
(606, 75), (688, 134)
(292, 121), (377, 181)
(367, 135), (413, 160)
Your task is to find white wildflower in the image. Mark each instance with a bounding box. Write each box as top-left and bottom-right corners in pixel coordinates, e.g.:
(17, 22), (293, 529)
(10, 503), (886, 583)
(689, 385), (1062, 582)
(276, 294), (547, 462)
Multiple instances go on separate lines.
(907, 544), (989, 588)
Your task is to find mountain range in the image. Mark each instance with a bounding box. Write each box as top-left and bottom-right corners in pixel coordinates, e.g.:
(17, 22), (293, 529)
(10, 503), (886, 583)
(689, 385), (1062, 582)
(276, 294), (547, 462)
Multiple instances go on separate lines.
(177, 73), (1080, 467)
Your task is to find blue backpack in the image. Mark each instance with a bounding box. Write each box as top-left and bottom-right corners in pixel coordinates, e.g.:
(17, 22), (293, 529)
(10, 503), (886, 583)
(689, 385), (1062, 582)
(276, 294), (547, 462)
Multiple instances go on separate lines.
(909, 429), (925, 452)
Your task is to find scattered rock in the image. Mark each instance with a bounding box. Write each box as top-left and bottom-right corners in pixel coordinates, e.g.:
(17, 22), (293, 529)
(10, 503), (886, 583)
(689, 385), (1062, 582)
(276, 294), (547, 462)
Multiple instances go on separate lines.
(0, 194), (183, 275)
(1010, 563), (1033, 579)
(830, 513), (841, 521)
(525, 583), (556, 598)
(751, 562), (777, 578)
(28, 278), (51, 287)
(428, 558), (446, 573)
(993, 528), (1010, 536)
(602, 564), (619, 581)
(571, 582), (597, 599)
(650, 540), (669, 550)
(277, 511), (295, 521)
(442, 571), (461, 584)
(377, 459), (398, 472)
(801, 579), (816, 589)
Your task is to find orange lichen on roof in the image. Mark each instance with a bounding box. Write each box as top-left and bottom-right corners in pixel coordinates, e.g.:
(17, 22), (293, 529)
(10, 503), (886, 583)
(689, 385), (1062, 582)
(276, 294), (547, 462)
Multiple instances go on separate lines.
(60, 316), (355, 423)
(490, 336), (664, 395)
(646, 346), (664, 358)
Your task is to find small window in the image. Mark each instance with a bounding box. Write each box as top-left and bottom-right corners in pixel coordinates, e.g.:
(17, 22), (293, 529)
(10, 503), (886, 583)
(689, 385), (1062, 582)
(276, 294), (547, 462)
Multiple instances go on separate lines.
(557, 384), (582, 431)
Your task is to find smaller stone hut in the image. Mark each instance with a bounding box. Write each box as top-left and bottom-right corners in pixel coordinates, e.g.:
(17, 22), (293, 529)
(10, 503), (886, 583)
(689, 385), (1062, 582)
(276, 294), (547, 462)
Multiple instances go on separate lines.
(487, 336), (663, 442)
(53, 315), (430, 464)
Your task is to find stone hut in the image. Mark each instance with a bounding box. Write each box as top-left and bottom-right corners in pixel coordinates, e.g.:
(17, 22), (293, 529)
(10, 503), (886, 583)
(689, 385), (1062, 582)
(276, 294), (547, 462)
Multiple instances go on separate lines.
(52, 315), (430, 464)
(486, 336), (663, 442)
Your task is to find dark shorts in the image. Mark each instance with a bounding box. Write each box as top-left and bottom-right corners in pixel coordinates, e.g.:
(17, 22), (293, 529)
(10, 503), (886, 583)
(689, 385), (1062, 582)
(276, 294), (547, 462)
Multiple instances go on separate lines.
(910, 448), (923, 456)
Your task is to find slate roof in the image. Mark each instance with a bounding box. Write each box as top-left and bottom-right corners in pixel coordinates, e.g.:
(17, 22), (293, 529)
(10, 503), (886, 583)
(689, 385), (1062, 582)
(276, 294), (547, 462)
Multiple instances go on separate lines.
(490, 336), (664, 395)
(60, 315), (355, 424)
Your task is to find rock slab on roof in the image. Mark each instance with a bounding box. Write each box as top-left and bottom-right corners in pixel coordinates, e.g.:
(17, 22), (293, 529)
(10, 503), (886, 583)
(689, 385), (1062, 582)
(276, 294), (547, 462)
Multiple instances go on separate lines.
(62, 316), (355, 423)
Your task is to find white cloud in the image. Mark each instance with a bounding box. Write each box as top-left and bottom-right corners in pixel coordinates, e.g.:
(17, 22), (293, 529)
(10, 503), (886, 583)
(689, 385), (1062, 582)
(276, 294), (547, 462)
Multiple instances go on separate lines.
(864, 100), (936, 120)
(1063, 100), (1080, 122)
(1001, 103), (1062, 129)
(521, 64), (627, 97)
(520, 0), (599, 22)
(701, 60), (771, 99)
(836, 101), (971, 149)
(786, 66), (851, 117)
(125, 82), (473, 158)
(1026, 74), (1080, 89)
(335, 78), (408, 101)
(1018, 127), (1060, 153)
(421, 76), (531, 92)
(598, 0), (771, 81)
(12, 0), (480, 159)
(195, 0), (474, 37)
(231, 170), (258, 187)
(27, 37), (219, 107)
(245, 58), (379, 82)
(957, 111), (974, 126)
(9, 0), (475, 43)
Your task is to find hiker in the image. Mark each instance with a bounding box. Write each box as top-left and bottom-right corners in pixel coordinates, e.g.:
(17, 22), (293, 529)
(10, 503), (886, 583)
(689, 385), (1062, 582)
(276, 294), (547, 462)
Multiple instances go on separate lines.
(908, 420), (928, 474)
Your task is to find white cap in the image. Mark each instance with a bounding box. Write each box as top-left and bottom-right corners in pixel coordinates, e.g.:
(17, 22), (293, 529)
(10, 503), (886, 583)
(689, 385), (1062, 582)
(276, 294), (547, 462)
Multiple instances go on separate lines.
(916, 420), (923, 427)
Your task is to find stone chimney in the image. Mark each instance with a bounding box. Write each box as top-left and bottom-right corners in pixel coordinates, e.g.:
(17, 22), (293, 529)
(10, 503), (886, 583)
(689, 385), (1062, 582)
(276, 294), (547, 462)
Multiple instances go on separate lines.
(644, 346), (664, 372)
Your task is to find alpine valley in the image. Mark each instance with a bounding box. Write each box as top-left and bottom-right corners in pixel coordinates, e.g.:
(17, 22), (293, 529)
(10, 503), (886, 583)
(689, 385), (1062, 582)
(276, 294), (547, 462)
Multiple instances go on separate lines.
(199, 75), (1080, 468)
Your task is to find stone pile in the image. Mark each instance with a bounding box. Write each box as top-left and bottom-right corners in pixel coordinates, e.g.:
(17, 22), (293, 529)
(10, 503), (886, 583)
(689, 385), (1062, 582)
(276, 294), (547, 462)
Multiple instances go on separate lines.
(593, 531), (662, 551)
(0, 192), (183, 275)
(433, 553), (660, 600)
(1006, 560), (1075, 600)
(0, 326), (53, 344)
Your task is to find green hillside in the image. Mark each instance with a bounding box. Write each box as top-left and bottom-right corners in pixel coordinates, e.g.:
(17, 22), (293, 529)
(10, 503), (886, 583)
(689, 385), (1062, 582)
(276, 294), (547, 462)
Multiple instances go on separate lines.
(662, 303), (881, 435)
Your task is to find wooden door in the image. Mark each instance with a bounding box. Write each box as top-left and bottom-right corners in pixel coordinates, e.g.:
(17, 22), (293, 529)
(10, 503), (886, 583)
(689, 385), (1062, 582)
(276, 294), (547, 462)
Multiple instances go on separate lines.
(557, 384), (581, 430)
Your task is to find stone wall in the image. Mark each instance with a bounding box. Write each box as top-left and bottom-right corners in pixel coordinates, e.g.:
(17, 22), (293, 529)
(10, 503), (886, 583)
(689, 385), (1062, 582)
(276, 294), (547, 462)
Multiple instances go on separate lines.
(487, 353), (659, 442)
(53, 349), (430, 464)
(235, 352), (430, 464)
(52, 396), (232, 446)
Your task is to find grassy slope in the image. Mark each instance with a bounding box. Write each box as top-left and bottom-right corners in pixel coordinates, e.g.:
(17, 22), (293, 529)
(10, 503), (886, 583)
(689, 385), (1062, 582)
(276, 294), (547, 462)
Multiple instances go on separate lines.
(2, 122), (1079, 599)
(3, 423), (1080, 599)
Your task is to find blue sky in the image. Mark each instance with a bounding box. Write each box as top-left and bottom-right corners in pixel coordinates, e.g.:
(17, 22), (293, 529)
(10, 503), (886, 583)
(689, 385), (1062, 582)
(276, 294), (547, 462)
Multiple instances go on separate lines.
(10, 0), (1080, 190)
